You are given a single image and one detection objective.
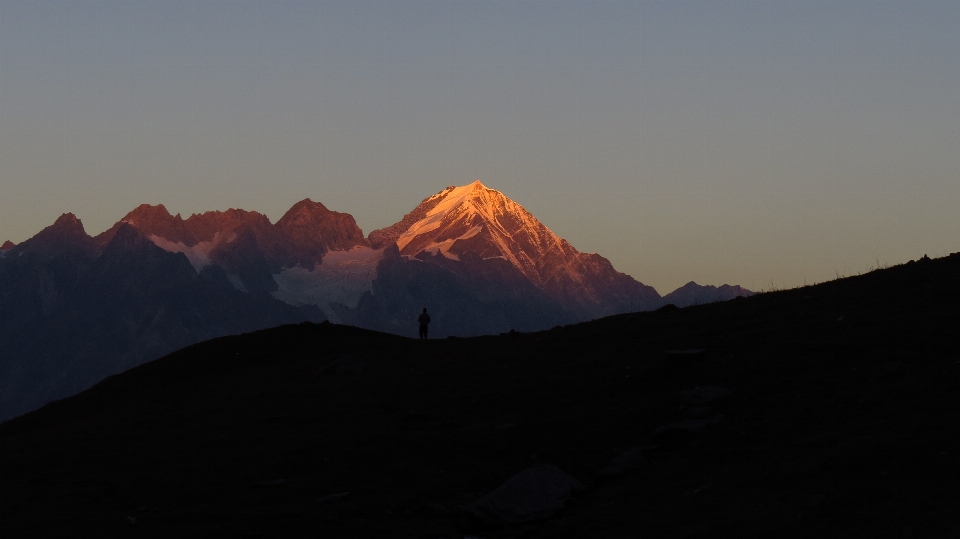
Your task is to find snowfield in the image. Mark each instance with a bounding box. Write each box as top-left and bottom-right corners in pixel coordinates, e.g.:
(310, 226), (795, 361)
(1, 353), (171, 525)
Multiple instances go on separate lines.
(271, 246), (384, 322)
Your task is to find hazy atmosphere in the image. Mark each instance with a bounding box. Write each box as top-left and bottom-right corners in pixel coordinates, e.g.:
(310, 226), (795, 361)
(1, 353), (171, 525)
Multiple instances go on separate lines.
(2, 0), (958, 293)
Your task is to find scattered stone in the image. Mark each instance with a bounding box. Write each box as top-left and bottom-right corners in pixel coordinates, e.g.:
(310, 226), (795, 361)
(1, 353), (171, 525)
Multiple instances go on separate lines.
(681, 406), (711, 417)
(654, 416), (725, 437)
(665, 349), (706, 360)
(689, 484), (712, 495)
(426, 502), (451, 515)
(681, 386), (733, 405)
(316, 492), (349, 504)
(884, 361), (910, 374)
(596, 447), (643, 477)
(318, 355), (364, 376)
(258, 478), (286, 486)
(462, 464), (584, 525)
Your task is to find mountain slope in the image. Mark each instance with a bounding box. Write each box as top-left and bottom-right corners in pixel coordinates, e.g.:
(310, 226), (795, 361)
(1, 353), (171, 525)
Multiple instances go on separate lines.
(2, 252), (958, 537)
(10, 213), (98, 261)
(368, 180), (660, 318)
(274, 198), (370, 269)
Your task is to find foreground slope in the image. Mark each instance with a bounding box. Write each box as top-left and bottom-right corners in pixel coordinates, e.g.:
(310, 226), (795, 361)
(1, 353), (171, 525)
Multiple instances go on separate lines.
(1, 252), (958, 538)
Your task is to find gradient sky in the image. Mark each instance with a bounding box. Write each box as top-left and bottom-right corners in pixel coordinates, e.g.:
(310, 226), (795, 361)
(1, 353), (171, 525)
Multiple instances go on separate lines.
(1, 1), (958, 294)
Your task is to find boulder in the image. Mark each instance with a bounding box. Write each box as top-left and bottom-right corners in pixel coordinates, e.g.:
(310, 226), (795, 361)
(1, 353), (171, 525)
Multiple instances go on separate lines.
(596, 448), (644, 477)
(318, 355), (365, 375)
(654, 416), (725, 437)
(681, 386), (733, 405)
(462, 464), (584, 524)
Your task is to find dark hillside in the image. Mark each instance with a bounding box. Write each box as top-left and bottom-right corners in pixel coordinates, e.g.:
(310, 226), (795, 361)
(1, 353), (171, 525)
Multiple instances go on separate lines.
(2, 253), (959, 538)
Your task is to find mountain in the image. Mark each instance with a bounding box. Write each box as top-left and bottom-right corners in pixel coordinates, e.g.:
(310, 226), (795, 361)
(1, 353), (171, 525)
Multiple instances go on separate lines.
(275, 198), (370, 269)
(2, 252), (958, 537)
(9, 213), (98, 260)
(0, 219), (324, 423)
(660, 281), (753, 307)
(92, 200), (369, 294)
(1, 182), (750, 421)
(366, 181), (661, 319)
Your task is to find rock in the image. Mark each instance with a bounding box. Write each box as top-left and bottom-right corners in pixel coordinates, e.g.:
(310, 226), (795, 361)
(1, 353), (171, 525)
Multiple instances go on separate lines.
(596, 448), (643, 477)
(318, 355), (364, 375)
(654, 416), (725, 437)
(681, 406), (711, 417)
(884, 361), (910, 374)
(664, 349), (706, 360)
(258, 478), (286, 486)
(316, 492), (349, 504)
(681, 386), (733, 405)
(426, 502), (451, 515)
(462, 464), (584, 525)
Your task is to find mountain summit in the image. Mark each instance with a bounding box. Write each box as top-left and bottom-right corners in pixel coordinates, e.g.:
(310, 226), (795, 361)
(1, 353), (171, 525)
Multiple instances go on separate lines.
(369, 180), (660, 318)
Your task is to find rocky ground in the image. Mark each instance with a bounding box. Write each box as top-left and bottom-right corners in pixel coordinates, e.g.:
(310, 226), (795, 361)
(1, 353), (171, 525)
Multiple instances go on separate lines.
(1, 253), (958, 538)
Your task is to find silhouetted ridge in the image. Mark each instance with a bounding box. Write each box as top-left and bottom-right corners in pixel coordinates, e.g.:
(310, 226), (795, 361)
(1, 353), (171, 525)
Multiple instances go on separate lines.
(10, 213), (97, 260)
(3, 251), (959, 536)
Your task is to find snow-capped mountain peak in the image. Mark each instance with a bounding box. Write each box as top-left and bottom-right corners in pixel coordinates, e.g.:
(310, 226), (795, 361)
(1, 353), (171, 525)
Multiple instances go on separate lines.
(389, 181), (563, 281)
(366, 181), (660, 318)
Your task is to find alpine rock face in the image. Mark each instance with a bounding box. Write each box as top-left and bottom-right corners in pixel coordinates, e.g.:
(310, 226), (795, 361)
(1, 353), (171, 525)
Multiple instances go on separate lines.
(1, 181), (751, 422)
(366, 181), (661, 319)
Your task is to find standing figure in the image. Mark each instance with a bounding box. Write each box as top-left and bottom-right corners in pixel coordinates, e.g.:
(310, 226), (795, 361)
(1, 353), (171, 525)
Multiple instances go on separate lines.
(418, 308), (431, 340)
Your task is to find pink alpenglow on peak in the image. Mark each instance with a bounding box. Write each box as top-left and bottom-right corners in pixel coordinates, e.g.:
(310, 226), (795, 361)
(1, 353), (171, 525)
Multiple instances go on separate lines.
(368, 180), (660, 318)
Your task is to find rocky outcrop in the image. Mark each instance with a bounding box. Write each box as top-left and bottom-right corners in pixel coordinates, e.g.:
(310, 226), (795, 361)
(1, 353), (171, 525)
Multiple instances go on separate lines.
(274, 199), (369, 269)
(11, 213), (98, 261)
(462, 464), (584, 524)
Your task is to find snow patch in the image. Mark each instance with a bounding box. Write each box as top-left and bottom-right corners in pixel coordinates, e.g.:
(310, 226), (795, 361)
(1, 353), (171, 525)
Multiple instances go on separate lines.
(395, 183), (483, 251)
(392, 180), (566, 285)
(272, 246), (384, 322)
(148, 232), (233, 272)
(418, 225), (483, 261)
(226, 274), (248, 292)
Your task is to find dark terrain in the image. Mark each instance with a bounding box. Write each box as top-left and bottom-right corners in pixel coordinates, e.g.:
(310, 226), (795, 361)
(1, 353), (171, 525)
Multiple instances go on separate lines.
(1, 253), (958, 538)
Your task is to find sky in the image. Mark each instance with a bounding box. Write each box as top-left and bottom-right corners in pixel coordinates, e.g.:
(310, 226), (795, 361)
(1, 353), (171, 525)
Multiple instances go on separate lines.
(1, 1), (958, 294)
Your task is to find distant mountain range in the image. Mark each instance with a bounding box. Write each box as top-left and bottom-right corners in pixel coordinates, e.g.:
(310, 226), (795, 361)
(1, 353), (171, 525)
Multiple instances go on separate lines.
(0, 181), (751, 421)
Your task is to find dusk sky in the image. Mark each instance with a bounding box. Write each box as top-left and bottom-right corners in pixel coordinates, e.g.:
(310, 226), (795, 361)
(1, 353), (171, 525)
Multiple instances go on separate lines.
(1, 1), (958, 294)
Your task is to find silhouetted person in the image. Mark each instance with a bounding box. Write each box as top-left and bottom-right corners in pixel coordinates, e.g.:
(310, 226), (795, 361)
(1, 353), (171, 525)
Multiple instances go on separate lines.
(418, 308), (431, 340)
